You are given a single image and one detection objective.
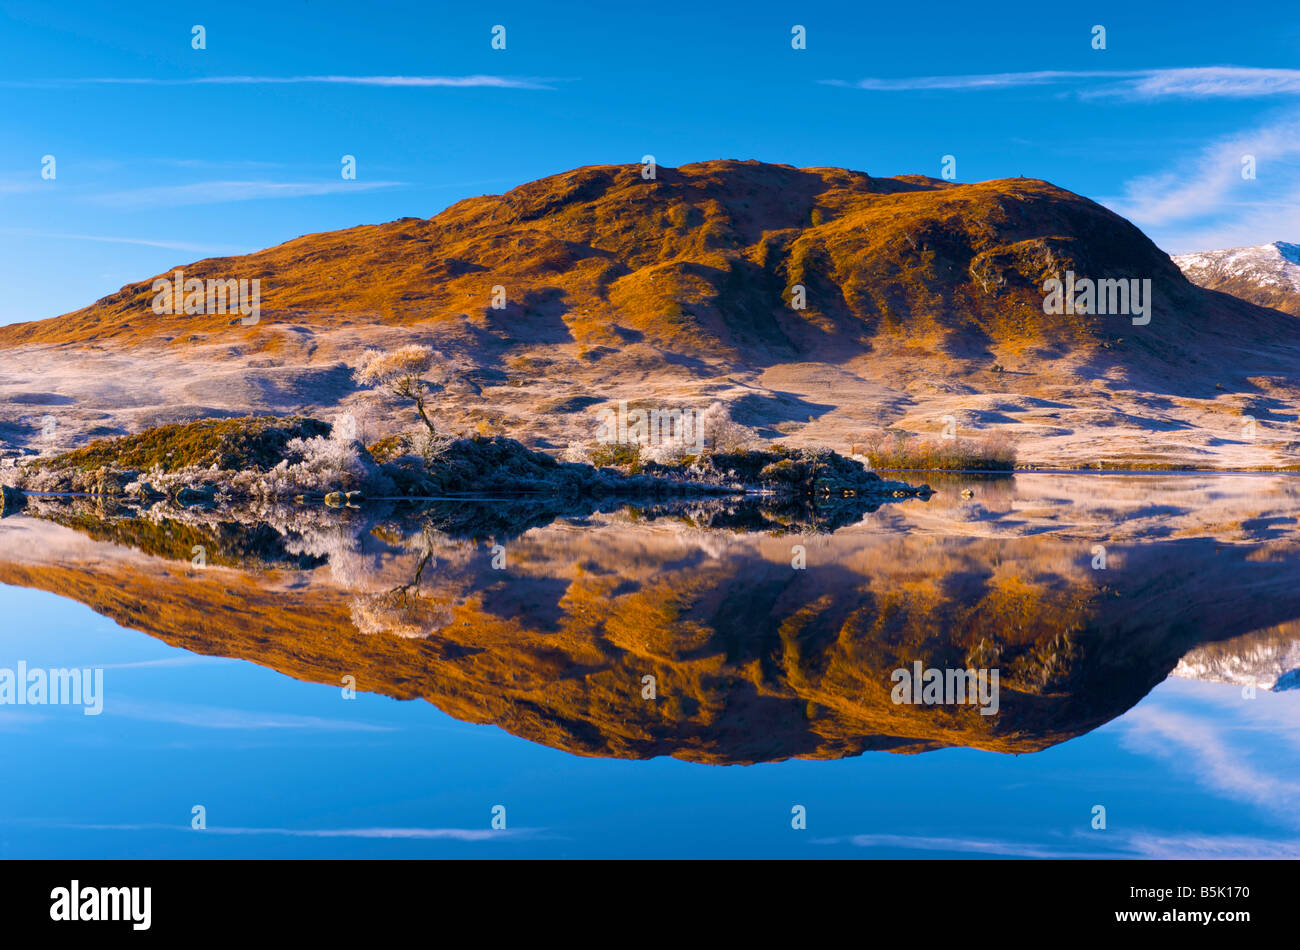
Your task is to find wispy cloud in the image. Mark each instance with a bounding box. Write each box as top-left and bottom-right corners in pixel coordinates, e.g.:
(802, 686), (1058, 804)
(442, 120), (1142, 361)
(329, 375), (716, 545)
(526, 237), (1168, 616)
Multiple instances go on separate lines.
(108, 698), (395, 731)
(61, 822), (542, 841)
(825, 67), (1300, 101)
(816, 830), (1300, 859)
(0, 710), (46, 732)
(826, 69), (1133, 91)
(163, 158), (286, 170)
(4, 75), (557, 91)
(816, 832), (1111, 858)
(1104, 110), (1300, 251)
(0, 227), (254, 254)
(1119, 701), (1300, 827)
(0, 177), (48, 195)
(97, 656), (233, 670)
(91, 179), (404, 209)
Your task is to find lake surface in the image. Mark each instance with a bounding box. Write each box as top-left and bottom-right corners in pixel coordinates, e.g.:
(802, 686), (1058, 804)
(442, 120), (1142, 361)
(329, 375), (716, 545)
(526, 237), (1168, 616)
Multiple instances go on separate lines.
(1, 474), (1297, 858)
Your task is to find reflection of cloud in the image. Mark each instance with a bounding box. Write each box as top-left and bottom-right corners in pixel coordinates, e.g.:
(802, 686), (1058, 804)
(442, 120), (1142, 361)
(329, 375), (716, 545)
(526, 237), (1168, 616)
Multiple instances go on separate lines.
(98, 656), (230, 670)
(0, 710), (46, 731)
(817, 833), (1109, 858)
(108, 699), (394, 731)
(63, 822), (541, 841)
(819, 830), (1300, 858)
(91, 180), (405, 209)
(0, 179), (47, 195)
(1123, 832), (1300, 859)
(1121, 699), (1300, 827)
(4, 75), (556, 90)
(824, 67), (1300, 100)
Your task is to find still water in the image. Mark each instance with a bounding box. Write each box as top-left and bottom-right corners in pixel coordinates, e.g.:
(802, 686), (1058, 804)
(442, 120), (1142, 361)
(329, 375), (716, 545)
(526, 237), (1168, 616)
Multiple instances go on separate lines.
(1, 474), (1297, 858)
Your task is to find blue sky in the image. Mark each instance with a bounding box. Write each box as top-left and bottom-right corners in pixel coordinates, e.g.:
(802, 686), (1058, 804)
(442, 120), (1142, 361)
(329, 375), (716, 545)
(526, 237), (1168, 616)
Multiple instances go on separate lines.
(1, 0), (1298, 327)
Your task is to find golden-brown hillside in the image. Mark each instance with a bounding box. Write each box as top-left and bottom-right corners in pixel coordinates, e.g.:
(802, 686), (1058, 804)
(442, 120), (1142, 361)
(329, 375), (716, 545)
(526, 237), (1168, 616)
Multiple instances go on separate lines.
(0, 160), (1277, 358)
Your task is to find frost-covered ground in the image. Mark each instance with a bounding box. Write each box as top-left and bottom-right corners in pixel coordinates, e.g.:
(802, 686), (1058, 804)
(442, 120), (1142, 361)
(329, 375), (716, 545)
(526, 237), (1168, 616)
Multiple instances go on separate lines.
(3, 318), (1300, 471)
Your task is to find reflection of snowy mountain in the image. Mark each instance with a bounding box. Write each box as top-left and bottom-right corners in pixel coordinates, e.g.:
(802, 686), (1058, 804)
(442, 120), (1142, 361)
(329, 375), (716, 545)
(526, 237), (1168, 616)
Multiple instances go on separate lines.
(1173, 628), (1300, 692)
(1173, 241), (1300, 316)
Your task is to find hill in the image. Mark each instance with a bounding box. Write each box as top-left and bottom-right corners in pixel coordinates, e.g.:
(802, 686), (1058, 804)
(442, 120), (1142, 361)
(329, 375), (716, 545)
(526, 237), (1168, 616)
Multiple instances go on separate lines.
(2, 160), (1299, 469)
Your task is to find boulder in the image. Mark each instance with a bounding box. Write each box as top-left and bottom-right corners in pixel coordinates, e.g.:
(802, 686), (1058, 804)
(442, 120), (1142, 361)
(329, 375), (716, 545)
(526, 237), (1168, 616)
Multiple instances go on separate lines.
(0, 484), (25, 516)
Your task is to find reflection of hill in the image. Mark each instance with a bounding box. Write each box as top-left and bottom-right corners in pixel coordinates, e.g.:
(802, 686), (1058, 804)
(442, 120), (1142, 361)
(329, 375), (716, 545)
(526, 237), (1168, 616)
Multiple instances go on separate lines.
(3, 478), (1299, 764)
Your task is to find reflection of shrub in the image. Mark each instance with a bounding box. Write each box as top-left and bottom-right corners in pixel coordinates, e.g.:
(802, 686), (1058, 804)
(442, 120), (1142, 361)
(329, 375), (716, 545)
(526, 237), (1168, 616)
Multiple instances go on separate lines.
(1011, 631), (1079, 692)
(860, 429), (1016, 471)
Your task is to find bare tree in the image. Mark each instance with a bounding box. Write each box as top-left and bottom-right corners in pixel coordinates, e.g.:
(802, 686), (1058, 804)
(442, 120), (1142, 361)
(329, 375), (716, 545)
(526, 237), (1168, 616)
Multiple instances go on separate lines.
(353, 345), (446, 435)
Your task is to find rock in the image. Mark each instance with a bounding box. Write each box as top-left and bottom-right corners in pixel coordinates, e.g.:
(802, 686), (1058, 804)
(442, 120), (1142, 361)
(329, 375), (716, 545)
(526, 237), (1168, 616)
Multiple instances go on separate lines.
(174, 485), (217, 507)
(961, 488), (974, 498)
(324, 491), (345, 508)
(136, 483), (167, 502)
(92, 466), (124, 496)
(345, 490), (365, 505)
(0, 484), (26, 516)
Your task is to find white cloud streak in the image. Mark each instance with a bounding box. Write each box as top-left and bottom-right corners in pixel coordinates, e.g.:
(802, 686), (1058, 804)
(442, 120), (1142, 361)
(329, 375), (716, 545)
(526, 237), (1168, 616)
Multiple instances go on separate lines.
(817, 830), (1300, 859)
(91, 179), (405, 209)
(1120, 701), (1300, 827)
(4, 75), (556, 90)
(62, 822), (540, 841)
(0, 228), (254, 254)
(1104, 110), (1300, 251)
(107, 698), (396, 731)
(826, 67), (1300, 101)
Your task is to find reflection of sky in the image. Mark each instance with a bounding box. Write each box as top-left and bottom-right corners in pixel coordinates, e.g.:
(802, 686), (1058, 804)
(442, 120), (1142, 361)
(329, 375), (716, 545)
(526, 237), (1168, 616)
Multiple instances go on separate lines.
(2, 583), (1297, 859)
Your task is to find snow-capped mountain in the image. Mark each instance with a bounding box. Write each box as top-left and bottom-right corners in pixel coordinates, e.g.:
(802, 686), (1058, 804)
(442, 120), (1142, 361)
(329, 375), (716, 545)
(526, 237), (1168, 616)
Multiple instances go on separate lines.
(1173, 241), (1300, 316)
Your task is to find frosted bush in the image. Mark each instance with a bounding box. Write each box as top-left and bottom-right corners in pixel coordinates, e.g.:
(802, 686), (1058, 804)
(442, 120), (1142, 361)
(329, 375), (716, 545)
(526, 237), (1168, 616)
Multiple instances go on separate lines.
(698, 402), (756, 453)
(640, 440), (695, 465)
(562, 441), (592, 463)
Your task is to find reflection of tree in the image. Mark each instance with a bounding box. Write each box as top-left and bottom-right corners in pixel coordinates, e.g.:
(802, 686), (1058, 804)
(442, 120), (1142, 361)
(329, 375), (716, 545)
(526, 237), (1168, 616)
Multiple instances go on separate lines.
(389, 524), (437, 607)
(351, 521), (454, 638)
